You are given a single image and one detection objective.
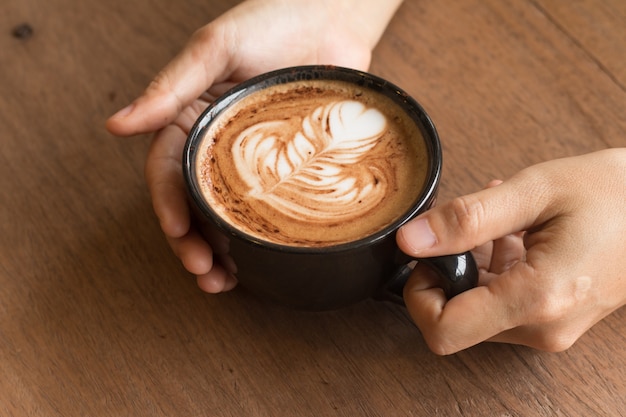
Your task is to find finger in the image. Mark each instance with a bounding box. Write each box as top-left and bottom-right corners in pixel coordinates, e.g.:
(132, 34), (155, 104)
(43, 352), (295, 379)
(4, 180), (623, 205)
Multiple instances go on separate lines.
(486, 312), (595, 352)
(481, 179), (524, 273)
(207, 81), (238, 99)
(397, 167), (555, 258)
(470, 180), (501, 271)
(403, 263), (533, 355)
(106, 24), (234, 136)
(166, 230), (214, 276)
(489, 232), (525, 274)
(197, 264), (238, 294)
(485, 325), (554, 350)
(406, 263), (443, 292)
(485, 179), (503, 188)
(471, 237), (493, 271)
(470, 242), (505, 287)
(145, 124), (190, 238)
(485, 273), (607, 352)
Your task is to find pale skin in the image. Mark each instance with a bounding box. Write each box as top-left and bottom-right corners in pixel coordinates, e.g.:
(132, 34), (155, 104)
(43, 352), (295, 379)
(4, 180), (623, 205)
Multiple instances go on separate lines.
(106, 0), (402, 293)
(107, 0), (626, 354)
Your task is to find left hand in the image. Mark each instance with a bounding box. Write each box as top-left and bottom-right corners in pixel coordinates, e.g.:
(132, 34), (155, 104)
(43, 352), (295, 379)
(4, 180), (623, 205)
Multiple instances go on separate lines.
(105, 0), (402, 293)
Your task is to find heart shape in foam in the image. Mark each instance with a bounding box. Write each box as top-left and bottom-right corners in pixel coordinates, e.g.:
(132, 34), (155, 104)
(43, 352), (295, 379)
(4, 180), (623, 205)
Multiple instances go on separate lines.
(232, 100), (388, 223)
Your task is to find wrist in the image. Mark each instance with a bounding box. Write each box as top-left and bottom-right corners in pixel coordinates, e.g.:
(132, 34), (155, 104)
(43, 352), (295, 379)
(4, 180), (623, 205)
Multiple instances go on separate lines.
(333, 0), (404, 48)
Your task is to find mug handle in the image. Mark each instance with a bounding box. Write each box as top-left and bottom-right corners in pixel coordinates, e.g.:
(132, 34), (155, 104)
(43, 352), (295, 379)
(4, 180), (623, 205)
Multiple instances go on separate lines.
(381, 251), (479, 305)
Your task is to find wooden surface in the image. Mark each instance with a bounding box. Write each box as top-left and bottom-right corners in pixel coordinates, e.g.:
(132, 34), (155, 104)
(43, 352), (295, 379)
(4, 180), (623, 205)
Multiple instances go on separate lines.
(1, 0), (625, 415)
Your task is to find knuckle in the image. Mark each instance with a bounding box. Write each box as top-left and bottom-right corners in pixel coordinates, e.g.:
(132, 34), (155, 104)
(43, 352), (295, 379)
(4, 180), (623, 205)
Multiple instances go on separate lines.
(418, 325), (463, 356)
(147, 66), (174, 93)
(189, 24), (219, 48)
(447, 195), (486, 240)
(535, 330), (578, 353)
(530, 293), (566, 324)
(423, 334), (457, 356)
(145, 71), (178, 109)
(189, 29), (214, 60)
(515, 271), (568, 326)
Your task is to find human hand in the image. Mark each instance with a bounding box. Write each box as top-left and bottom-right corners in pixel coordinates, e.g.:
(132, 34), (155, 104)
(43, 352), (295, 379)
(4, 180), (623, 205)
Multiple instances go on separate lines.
(106, 0), (403, 292)
(397, 148), (626, 354)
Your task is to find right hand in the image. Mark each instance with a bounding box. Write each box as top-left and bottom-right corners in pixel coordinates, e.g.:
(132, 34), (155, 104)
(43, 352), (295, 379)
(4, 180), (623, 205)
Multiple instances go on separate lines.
(398, 148), (626, 354)
(106, 0), (402, 292)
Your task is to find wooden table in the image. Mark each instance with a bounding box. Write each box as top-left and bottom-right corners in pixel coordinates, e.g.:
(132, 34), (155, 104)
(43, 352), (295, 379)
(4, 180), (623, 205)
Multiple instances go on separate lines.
(2, 0), (625, 415)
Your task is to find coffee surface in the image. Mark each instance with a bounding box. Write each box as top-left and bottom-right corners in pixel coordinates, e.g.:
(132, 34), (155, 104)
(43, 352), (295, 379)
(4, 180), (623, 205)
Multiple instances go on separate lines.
(196, 79), (428, 246)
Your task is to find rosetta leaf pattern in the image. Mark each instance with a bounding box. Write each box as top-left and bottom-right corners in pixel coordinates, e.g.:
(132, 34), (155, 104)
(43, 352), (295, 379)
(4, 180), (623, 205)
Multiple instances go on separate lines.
(232, 100), (388, 222)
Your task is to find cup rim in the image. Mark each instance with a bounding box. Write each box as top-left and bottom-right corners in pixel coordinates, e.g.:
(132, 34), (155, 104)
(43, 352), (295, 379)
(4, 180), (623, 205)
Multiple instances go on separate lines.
(183, 65), (442, 254)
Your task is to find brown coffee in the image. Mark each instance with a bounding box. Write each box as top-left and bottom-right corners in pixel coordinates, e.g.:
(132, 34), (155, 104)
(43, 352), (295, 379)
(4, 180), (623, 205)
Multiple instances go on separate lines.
(196, 79), (428, 247)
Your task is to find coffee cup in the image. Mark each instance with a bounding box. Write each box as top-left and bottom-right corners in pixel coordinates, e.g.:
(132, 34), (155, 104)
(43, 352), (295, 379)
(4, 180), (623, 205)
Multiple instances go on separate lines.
(183, 65), (477, 310)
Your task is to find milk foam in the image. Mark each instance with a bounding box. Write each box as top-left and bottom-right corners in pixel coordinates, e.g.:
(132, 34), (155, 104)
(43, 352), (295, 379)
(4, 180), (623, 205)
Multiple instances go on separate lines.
(197, 79), (428, 246)
(231, 100), (387, 223)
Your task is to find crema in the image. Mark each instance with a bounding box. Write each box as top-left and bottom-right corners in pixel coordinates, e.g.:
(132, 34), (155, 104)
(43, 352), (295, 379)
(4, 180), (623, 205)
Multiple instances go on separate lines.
(196, 79), (428, 246)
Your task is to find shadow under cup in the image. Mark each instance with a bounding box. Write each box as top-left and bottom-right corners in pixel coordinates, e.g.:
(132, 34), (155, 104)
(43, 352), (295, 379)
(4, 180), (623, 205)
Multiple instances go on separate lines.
(183, 65), (477, 311)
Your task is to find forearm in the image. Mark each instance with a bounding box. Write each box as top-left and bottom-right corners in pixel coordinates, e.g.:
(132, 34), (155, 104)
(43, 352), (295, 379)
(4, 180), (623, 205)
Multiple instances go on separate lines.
(245, 0), (403, 51)
(332, 0), (404, 48)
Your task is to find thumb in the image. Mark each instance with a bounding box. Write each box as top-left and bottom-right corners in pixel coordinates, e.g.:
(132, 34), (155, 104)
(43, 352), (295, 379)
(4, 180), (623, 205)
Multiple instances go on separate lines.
(397, 170), (554, 257)
(106, 25), (233, 137)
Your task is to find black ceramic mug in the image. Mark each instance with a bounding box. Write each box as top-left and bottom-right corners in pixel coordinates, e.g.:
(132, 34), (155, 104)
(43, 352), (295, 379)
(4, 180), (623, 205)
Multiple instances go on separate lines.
(183, 65), (477, 310)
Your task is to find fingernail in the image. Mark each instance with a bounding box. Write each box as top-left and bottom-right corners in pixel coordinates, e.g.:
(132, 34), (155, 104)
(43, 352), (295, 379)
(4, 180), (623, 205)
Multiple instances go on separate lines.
(110, 103), (134, 119)
(400, 218), (437, 254)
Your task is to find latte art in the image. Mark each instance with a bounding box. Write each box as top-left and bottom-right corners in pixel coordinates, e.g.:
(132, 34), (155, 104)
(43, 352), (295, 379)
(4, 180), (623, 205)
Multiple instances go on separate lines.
(197, 79), (428, 246)
(232, 100), (387, 223)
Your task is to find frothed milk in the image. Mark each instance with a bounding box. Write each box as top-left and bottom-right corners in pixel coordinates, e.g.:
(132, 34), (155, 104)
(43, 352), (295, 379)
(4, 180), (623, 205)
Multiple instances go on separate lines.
(196, 79), (428, 246)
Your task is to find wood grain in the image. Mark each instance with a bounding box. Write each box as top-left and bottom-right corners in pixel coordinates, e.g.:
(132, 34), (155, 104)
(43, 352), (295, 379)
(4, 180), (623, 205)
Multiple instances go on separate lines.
(1, 0), (624, 416)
